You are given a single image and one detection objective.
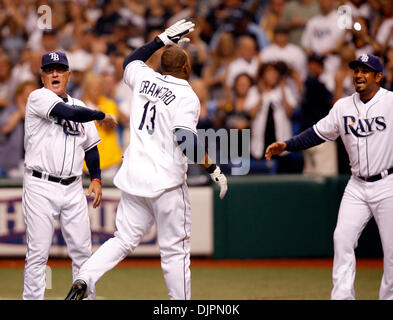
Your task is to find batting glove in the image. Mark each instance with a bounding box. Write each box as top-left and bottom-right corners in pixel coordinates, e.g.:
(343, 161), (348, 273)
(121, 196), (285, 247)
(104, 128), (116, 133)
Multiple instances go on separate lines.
(210, 166), (228, 200)
(158, 19), (195, 46)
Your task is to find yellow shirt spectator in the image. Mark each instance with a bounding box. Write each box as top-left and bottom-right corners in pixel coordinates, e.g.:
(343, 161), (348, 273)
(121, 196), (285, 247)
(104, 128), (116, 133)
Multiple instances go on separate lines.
(82, 73), (122, 178)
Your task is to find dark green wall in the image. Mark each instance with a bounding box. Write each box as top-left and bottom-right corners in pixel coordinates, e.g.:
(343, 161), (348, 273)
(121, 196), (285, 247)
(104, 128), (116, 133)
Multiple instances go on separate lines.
(213, 175), (383, 259)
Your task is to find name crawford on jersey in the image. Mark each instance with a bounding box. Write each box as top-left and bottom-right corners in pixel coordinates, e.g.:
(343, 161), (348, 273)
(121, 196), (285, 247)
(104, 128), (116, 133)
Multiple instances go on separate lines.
(139, 80), (176, 105)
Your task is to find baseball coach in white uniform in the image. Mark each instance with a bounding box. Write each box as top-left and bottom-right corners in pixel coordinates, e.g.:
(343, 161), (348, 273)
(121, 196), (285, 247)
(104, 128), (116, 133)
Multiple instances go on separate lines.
(65, 20), (228, 300)
(23, 51), (117, 299)
(266, 54), (393, 300)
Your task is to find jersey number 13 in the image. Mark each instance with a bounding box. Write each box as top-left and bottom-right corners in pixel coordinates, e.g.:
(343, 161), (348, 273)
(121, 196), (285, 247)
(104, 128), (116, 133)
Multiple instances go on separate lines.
(138, 101), (156, 135)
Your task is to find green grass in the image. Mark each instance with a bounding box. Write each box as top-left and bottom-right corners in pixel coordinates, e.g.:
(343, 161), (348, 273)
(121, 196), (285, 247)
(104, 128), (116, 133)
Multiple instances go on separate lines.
(0, 266), (382, 300)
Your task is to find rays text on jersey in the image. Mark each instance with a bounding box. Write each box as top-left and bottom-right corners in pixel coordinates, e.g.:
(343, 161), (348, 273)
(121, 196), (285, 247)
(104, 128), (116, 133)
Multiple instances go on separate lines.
(55, 118), (85, 136)
(343, 115), (386, 137)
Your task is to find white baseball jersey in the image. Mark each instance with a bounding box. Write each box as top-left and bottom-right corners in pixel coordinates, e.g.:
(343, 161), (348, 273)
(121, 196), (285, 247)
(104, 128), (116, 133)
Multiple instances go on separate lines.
(113, 60), (200, 197)
(301, 10), (344, 55)
(314, 87), (393, 178)
(376, 17), (393, 49)
(24, 87), (101, 177)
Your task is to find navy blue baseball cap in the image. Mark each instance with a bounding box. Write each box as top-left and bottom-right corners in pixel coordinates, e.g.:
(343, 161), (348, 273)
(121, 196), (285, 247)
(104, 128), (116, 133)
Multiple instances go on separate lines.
(41, 51), (69, 69)
(349, 54), (383, 73)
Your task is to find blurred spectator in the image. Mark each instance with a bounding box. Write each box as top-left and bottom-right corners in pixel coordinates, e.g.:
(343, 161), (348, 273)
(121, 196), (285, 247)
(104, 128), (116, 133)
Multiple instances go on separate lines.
(82, 73), (122, 178)
(0, 13), (26, 65)
(210, 1), (270, 52)
(382, 47), (393, 91)
(67, 28), (112, 75)
(301, 0), (345, 92)
(94, 0), (121, 37)
(279, 0), (320, 46)
(85, 0), (104, 26)
(26, 1), (68, 52)
(0, 80), (38, 178)
(217, 73), (254, 131)
(191, 78), (218, 131)
(101, 67), (130, 149)
(110, 52), (131, 120)
(375, 0), (393, 54)
(41, 29), (61, 52)
(0, 0), (25, 34)
(121, 0), (146, 31)
(67, 54), (89, 100)
(8, 50), (42, 98)
(259, 25), (307, 90)
(24, 0), (45, 37)
(259, 0), (286, 43)
(350, 17), (381, 56)
(333, 44), (356, 103)
(299, 54), (337, 176)
(144, 0), (171, 35)
(244, 63), (298, 172)
(203, 0), (243, 44)
(12, 50), (42, 86)
(346, 0), (373, 20)
(166, 0), (196, 27)
(301, 0), (342, 56)
(51, 0), (68, 31)
(186, 24), (209, 78)
(217, 73), (254, 175)
(88, 32), (113, 74)
(0, 53), (13, 107)
(59, 1), (93, 51)
(110, 52), (132, 149)
(225, 35), (259, 92)
(115, 18), (145, 53)
(202, 32), (236, 101)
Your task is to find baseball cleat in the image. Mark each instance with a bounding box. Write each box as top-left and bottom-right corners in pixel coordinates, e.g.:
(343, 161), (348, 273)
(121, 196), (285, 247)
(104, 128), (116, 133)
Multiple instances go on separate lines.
(65, 279), (87, 300)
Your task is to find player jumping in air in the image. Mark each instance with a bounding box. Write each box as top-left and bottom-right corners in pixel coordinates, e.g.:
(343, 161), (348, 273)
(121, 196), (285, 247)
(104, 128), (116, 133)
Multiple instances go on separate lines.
(65, 20), (228, 300)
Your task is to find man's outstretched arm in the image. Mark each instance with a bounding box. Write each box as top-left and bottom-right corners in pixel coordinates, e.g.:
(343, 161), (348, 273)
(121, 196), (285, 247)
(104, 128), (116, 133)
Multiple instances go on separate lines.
(265, 127), (325, 160)
(50, 102), (118, 128)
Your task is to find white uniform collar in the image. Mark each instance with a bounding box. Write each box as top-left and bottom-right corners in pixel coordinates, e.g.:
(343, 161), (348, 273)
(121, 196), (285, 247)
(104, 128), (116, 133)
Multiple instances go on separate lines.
(158, 74), (190, 87)
(355, 87), (386, 106)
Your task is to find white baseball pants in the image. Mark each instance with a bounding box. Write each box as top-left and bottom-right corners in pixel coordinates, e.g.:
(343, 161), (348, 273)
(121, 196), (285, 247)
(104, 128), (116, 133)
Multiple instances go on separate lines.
(22, 172), (94, 300)
(331, 174), (393, 300)
(77, 183), (192, 300)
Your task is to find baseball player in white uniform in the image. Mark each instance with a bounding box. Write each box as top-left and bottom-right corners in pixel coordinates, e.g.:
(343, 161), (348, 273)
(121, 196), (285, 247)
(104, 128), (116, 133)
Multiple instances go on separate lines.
(266, 53), (393, 300)
(23, 51), (117, 300)
(65, 20), (228, 300)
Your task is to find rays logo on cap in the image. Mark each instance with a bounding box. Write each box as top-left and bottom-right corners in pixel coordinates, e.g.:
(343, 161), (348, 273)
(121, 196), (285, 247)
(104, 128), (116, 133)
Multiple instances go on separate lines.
(49, 52), (59, 61)
(360, 54), (369, 62)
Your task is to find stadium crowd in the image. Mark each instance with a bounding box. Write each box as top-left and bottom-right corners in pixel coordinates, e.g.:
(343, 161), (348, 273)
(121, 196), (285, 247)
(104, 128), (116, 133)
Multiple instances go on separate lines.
(1, 0), (393, 182)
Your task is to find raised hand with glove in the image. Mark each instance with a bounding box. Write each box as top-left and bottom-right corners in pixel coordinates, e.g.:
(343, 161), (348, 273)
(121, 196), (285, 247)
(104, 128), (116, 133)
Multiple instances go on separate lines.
(157, 19), (195, 46)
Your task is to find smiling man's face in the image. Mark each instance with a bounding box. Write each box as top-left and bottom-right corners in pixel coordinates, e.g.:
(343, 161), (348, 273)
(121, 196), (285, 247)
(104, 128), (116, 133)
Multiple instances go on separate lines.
(41, 64), (71, 97)
(352, 65), (381, 94)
